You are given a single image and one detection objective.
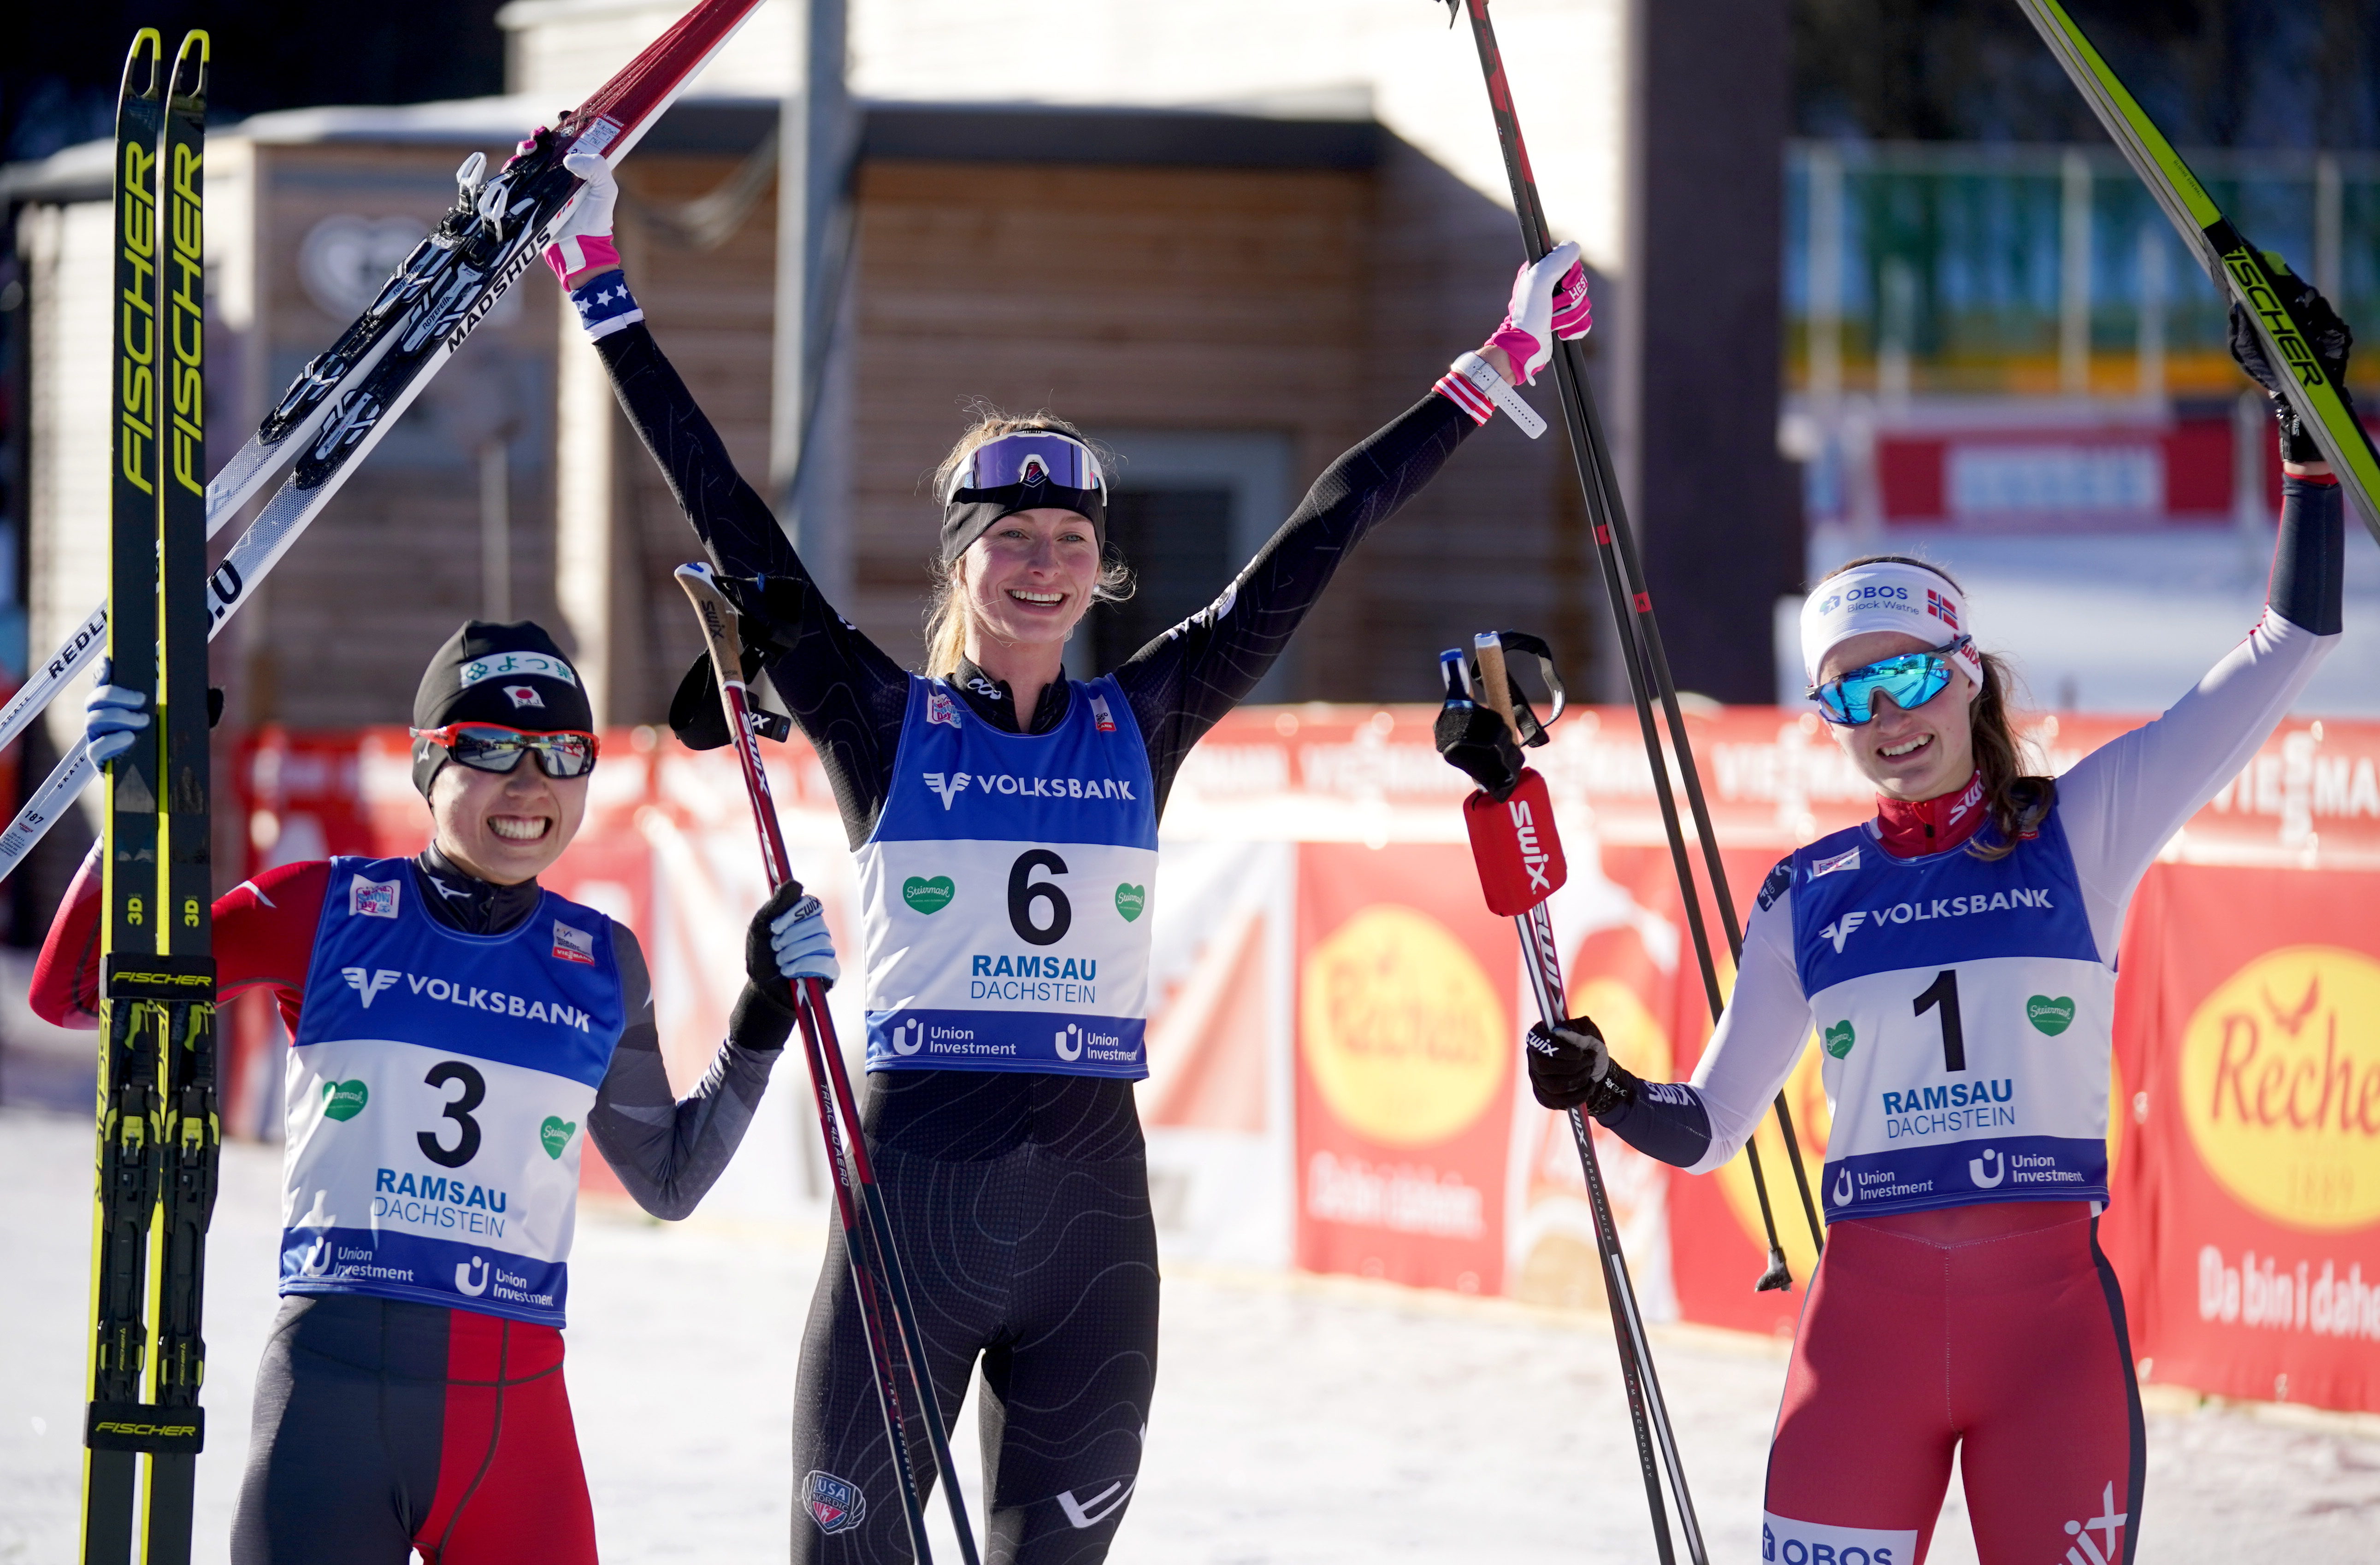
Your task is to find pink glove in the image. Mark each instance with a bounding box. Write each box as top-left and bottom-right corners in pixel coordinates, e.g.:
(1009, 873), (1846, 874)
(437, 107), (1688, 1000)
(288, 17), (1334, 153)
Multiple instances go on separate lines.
(541, 150), (622, 287)
(1485, 241), (1591, 386)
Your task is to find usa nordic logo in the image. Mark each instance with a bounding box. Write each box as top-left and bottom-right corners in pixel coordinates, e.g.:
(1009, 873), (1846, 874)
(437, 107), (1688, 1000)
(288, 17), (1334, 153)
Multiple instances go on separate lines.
(803, 1471), (868, 1535)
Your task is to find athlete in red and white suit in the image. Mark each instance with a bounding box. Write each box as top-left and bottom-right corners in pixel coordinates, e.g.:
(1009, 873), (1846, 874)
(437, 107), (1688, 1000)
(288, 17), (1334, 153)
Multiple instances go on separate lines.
(1527, 294), (2353, 1563)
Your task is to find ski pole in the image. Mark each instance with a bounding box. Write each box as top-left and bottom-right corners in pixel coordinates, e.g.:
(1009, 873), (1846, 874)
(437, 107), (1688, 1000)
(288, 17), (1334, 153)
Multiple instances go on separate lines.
(1459, 641), (1706, 1565)
(674, 563), (981, 1565)
(1444, 0), (1824, 1277)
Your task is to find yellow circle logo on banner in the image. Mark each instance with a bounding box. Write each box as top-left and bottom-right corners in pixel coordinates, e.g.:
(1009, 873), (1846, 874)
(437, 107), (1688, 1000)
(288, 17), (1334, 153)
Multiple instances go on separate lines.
(1302, 905), (1506, 1147)
(2180, 945), (2380, 1230)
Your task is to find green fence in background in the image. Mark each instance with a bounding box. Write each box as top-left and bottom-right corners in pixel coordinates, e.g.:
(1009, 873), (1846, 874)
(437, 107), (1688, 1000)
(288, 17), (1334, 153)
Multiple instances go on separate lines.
(1785, 141), (2380, 402)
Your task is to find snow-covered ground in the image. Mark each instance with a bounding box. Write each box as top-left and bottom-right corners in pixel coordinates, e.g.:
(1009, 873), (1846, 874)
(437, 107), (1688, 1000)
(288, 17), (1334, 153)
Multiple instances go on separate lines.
(2, 1104), (2376, 1563)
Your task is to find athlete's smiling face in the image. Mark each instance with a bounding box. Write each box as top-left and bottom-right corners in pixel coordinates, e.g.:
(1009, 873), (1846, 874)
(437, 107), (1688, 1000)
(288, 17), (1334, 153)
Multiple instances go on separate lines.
(1819, 630), (1978, 802)
(963, 508), (1102, 655)
(429, 755), (589, 886)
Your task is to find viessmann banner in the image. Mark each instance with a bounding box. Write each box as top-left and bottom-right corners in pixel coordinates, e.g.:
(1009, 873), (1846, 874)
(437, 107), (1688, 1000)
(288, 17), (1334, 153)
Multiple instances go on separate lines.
(234, 701), (2380, 1413)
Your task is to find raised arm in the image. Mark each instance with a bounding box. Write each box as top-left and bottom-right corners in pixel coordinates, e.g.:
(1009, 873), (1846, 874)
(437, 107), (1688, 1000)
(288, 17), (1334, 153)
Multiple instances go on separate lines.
(1115, 245), (1594, 806)
(2055, 472), (2344, 951)
(584, 304), (910, 844)
(1114, 391), (1476, 806)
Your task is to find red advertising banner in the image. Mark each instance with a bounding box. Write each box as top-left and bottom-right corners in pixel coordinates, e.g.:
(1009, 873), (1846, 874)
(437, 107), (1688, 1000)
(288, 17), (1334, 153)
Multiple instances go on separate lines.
(1293, 843), (1517, 1295)
(2111, 865), (2380, 1413)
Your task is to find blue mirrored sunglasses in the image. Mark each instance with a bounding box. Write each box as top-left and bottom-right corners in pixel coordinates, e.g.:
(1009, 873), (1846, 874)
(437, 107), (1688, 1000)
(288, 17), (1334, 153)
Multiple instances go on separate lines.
(1808, 637), (1973, 726)
(944, 431), (1106, 503)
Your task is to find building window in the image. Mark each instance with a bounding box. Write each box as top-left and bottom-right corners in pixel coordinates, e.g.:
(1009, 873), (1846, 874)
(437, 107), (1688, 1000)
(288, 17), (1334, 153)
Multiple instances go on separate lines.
(1072, 431), (1296, 699)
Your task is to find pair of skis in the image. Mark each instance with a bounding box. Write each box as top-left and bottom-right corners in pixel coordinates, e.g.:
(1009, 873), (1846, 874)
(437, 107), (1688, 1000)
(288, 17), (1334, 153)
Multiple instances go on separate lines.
(2013, 0), (2380, 535)
(675, 564), (980, 1565)
(84, 31), (217, 1565)
(0, 0), (770, 887)
(69, 6), (766, 1557)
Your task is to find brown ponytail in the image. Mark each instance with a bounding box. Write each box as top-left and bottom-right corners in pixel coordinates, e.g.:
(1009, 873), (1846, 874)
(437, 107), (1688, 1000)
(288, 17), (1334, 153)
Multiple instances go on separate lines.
(1816, 555), (2054, 859)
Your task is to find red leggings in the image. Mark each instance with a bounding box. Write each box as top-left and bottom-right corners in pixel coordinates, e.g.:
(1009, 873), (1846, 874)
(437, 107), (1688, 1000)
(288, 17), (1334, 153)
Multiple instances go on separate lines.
(1763, 1203), (2144, 1565)
(232, 1294), (598, 1564)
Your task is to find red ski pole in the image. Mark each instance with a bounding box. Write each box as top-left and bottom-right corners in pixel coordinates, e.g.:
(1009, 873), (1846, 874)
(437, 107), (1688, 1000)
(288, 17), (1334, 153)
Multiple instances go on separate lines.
(675, 562), (980, 1565)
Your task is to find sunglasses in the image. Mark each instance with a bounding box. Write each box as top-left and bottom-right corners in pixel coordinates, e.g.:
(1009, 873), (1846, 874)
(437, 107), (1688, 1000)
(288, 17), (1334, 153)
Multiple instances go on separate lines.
(1808, 637), (1973, 726)
(943, 431), (1107, 503)
(410, 724), (601, 779)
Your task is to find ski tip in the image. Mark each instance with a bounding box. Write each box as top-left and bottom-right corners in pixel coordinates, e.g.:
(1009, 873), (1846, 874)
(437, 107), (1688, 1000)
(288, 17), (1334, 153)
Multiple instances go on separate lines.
(170, 31), (211, 100)
(122, 30), (164, 99)
(673, 561), (716, 587)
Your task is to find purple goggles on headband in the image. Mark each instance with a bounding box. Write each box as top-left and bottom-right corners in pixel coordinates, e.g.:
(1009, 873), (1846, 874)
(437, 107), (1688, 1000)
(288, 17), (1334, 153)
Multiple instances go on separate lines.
(944, 431), (1107, 504)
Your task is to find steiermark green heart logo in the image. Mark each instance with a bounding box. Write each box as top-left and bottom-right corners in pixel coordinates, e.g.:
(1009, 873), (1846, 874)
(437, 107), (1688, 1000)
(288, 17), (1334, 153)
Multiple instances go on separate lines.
(1115, 883), (1146, 922)
(541, 1117), (578, 1159)
(2027, 995), (2075, 1035)
(903, 875), (955, 915)
(321, 1079), (370, 1121)
(1822, 1020), (1855, 1059)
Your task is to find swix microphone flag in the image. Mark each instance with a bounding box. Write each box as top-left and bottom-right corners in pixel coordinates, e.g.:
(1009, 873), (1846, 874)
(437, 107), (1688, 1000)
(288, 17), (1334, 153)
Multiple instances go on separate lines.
(1465, 767), (1568, 915)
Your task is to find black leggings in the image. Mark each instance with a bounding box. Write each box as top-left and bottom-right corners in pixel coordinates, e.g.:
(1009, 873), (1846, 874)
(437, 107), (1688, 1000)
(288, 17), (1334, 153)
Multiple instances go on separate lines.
(791, 1141), (1160, 1565)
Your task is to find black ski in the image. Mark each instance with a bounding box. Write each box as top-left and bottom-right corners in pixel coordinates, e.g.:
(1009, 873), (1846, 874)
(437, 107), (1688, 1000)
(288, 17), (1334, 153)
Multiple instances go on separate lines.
(85, 29), (175, 1565)
(141, 32), (220, 1565)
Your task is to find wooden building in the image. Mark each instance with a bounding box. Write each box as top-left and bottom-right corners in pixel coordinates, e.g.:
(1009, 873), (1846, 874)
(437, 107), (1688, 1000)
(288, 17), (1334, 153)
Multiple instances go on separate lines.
(7, 94), (1595, 750)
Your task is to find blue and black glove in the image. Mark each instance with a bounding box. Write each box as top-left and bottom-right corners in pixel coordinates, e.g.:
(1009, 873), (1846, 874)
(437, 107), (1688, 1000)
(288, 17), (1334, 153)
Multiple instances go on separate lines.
(2229, 268), (2354, 466)
(83, 661), (152, 765)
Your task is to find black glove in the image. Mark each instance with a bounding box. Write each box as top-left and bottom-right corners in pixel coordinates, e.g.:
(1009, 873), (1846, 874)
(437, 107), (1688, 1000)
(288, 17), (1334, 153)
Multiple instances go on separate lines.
(1525, 1015), (1637, 1118)
(726, 877), (812, 1053)
(2229, 268), (2354, 465)
(1435, 700), (1526, 798)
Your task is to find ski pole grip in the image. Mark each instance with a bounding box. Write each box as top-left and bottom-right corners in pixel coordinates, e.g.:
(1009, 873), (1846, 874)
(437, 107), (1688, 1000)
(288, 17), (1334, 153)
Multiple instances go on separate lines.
(1473, 632), (1520, 742)
(674, 562), (744, 688)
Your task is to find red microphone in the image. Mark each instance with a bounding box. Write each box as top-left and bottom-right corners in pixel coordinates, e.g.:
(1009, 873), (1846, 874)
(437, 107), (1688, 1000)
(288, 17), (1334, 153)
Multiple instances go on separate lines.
(1465, 767), (1568, 915)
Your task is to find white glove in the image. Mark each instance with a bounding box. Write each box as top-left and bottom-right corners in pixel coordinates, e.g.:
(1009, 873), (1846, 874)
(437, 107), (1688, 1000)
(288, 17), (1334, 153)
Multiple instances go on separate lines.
(1486, 240), (1591, 386)
(542, 150), (622, 287)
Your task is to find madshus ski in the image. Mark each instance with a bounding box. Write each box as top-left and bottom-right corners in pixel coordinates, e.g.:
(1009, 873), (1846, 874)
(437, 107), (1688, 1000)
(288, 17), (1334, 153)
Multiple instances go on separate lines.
(2015, 0), (2380, 538)
(0, 0), (768, 883)
(83, 30), (217, 1565)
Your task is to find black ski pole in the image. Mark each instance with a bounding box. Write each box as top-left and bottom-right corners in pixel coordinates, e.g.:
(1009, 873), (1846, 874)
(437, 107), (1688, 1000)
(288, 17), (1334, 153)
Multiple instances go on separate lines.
(676, 563), (980, 1565)
(1465, 639), (1706, 1565)
(1445, 0), (1825, 1275)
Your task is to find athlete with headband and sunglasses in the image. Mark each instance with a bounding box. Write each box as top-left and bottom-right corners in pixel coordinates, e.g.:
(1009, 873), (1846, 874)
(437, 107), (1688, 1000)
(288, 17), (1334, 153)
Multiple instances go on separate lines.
(33, 620), (840, 1564)
(536, 151), (1589, 1561)
(1523, 279), (2356, 1565)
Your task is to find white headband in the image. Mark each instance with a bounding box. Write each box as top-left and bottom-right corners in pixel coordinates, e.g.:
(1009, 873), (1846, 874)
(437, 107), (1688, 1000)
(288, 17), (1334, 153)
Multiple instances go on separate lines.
(1800, 562), (1982, 690)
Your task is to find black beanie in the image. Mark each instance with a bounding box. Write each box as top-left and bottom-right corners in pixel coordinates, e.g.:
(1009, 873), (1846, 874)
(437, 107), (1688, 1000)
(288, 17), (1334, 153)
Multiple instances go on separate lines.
(410, 621), (594, 797)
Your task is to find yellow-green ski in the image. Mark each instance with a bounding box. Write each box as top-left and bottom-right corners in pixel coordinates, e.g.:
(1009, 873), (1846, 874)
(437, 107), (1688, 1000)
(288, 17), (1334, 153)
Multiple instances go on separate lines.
(2014, 0), (2380, 540)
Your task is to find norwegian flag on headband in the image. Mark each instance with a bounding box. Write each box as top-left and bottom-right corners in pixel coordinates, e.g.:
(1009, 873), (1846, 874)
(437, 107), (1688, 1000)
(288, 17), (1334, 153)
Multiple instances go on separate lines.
(1927, 588), (1960, 630)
